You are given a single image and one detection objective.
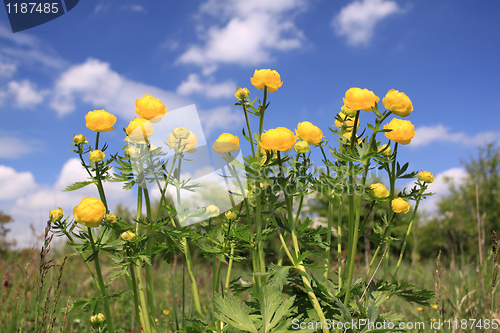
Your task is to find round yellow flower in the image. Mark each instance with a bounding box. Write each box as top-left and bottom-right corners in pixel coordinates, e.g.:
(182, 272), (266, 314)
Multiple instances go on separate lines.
(206, 204), (220, 217)
(135, 94), (167, 123)
(260, 127), (297, 152)
(90, 313), (105, 326)
(295, 121), (323, 146)
(120, 230), (138, 242)
(383, 89), (413, 117)
(234, 87), (250, 100)
(418, 171), (435, 183)
(73, 134), (87, 144)
(294, 140), (310, 153)
(225, 211), (237, 220)
(105, 214), (118, 223)
(172, 127), (190, 139)
(167, 129), (197, 153)
(85, 110), (117, 132)
(368, 183), (390, 200)
(125, 117), (154, 143)
(378, 144), (392, 156)
(89, 150), (105, 163)
(384, 118), (415, 145)
(49, 207), (64, 222)
(392, 198), (410, 214)
(213, 133), (240, 154)
(343, 88), (380, 112)
(250, 69), (283, 92)
(73, 197), (106, 228)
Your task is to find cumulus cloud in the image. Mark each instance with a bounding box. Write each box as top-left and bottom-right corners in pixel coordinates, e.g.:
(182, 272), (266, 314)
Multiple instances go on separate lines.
(199, 106), (243, 136)
(177, 74), (236, 99)
(333, 0), (402, 46)
(411, 125), (500, 148)
(50, 58), (191, 117)
(0, 166), (37, 200)
(177, 0), (307, 70)
(7, 80), (49, 108)
(0, 134), (40, 159)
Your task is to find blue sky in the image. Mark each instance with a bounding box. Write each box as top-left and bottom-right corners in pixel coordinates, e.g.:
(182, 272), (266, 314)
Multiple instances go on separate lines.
(1, 0), (499, 247)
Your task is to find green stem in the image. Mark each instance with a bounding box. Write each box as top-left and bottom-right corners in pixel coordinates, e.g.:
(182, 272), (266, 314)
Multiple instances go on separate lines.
(242, 102), (256, 157)
(384, 143), (398, 279)
(143, 188), (157, 328)
(365, 213), (396, 282)
(126, 252), (141, 329)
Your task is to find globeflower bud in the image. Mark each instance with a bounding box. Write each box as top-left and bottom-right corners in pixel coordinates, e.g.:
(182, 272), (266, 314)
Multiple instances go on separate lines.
(294, 140), (310, 153)
(368, 183), (390, 200)
(105, 214), (118, 223)
(295, 121), (323, 146)
(383, 89), (413, 117)
(73, 134), (87, 145)
(85, 110), (116, 133)
(250, 69), (283, 92)
(73, 197), (106, 228)
(378, 144), (392, 156)
(167, 129), (198, 153)
(343, 87), (380, 112)
(120, 230), (138, 242)
(225, 211), (237, 220)
(234, 87), (250, 100)
(418, 171), (434, 183)
(392, 198), (410, 214)
(341, 105), (357, 117)
(213, 133), (240, 154)
(206, 205), (220, 217)
(135, 94), (167, 123)
(90, 313), (105, 326)
(49, 208), (64, 222)
(172, 127), (190, 139)
(89, 150), (105, 163)
(384, 118), (415, 145)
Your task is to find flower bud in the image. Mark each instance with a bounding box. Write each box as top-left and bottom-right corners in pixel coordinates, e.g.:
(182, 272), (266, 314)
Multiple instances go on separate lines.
(126, 146), (140, 158)
(378, 144), (392, 156)
(105, 214), (118, 223)
(294, 140), (310, 153)
(392, 198), (410, 214)
(120, 230), (138, 242)
(49, 208), (64, 222)
(368, 183), (389, 200)
(90, 313), (105, 326)
(74, 197), (106, 228)
(73, 134), (87, 144)
(225, 211), (237, 220)
(172, 127), (190, 139)
(89, 150), (105, 163)
(341, 105), (357, 117)
(234, 87), (250, 100)
(206, 204), (220, 217)
(417, 171), (434, 183)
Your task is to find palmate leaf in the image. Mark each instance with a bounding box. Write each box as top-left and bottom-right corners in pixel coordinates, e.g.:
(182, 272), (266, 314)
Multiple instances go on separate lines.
(214, 293), (259, 333)
(64, 180), (95, 191)
(260, 285), (296, 333)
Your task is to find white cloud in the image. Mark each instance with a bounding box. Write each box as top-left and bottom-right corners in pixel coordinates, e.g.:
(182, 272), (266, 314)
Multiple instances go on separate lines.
(177, 0), (306, 70)
(122, 5), (146, 13)
(0, 55), (16, 78)
(0, 166), (37, 200)
(411, 125), (500, 148)
(0, 134), (40, 159)
(199, 106), (243, 136)
(333, 0), (402, 46)
(7, 80), (49, 108)
(177, 74), (236, 99)
(50, 58), (191, 117)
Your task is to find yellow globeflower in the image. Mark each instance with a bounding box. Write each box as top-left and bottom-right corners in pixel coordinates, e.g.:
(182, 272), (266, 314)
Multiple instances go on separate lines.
(368, 183), (390, 200)
(105, 214), (118, 223)
(260, 127), (297, 152)
(234, 87), (249, 100)
(73, 197), (106, 228)
(49, 208), (64, 222)
(225, 211), (237, 220)
(295, 121), (323, 146)
(85, 110), (117, 132)
(378, 144), (392, 156)
(125, 117), (154, 143)
(89, 150), (105, 163)
(384, 118), (415, 145)
(90, 313), (105, 326)
(341, 105), (357, 117)
(418, 171), (435, 183)
(383, 89), (413, 117)
(135, 94), (167, 123)
(167, 129), (197, 153)
(250, 69), (283, 92)
(73, 134), (87, 144)
(392, 198), (410, 214)
(213, 133), (240, 154)
(206, 205), (220, 217)
(294, 140), (310, 153)
(120, 230), (138, 242)
(334, 113), (358, 130)
(343, 87), (380, 112)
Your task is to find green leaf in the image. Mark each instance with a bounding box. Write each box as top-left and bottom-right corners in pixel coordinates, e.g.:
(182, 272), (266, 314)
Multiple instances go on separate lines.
(214, 293), (259, 332)
(64, 180), (95, 191)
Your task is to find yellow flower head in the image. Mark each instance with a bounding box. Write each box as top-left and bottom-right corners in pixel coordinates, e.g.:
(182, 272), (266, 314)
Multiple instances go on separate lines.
(89, 150), (105, 163)
(343, 88), (380, 112)
(225, 211), (237, 220)
(125, 117), (154, 143)
(234, 87), (250, 100)
(417, 307), (423, 311)
(384, 118), (415, 145)
(206, 204), (220, 217)
(418, 171), (434, 183)
(250, 69), (283, 92)
(73, 134), (87, 144)
(378, 144), (392, 156)
(120, 230), (138, 242)
(341, 104), (357, 117)
(213, 133), (240, 154)
(294, 140), (310, 154)
(49, 207), (64, 222)
(85, 110), (117, 132)
(392, 198), (410, 214)
(167, 129), (197, 153)
(334, 113), (358, 130)
(90, 313), (105, 325)
(105, 214), (118, 223)
(135, 94), (167, 123)
(260, 127), (297, 152)
(73, 197), (106, 228)
(295, 121), (323, 146)
(431, 304), (438, 310)
(383, 89), (413, 117)
(368, 183), (390, 200)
